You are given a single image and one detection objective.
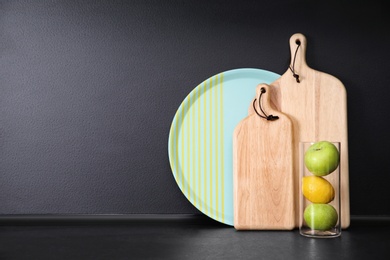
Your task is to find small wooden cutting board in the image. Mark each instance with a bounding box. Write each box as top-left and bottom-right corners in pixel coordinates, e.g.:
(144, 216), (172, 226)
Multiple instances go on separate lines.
(234, 84), (295, 230)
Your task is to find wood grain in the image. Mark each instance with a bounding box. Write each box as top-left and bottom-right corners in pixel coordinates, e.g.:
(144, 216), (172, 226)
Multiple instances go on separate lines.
(234, 84), (295, 230)
(249, 33), (350, 228)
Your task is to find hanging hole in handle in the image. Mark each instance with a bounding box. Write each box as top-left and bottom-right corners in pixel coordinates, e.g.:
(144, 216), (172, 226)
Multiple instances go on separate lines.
(295, 39), (301, 45)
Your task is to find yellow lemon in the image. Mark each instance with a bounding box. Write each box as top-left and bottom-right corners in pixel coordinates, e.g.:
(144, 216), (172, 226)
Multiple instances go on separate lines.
(302, 176), (335, 203)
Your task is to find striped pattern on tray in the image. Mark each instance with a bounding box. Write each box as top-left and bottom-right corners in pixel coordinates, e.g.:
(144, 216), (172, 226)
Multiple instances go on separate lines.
(168, 69), (280, 225)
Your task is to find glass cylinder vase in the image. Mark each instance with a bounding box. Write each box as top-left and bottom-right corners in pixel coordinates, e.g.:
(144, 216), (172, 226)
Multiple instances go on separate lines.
(299, 141), (341, 238)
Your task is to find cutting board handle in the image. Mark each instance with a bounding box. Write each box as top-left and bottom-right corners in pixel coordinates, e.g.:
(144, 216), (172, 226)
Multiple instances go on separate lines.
(288, 33), (308, 81)
(253, 84), (279, 120)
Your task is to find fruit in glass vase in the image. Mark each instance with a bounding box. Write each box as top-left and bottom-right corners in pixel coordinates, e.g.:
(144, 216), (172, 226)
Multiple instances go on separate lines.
(304, 203), (338, 231)
(302, 176), (335, 203)
(304, 141), (340, 176)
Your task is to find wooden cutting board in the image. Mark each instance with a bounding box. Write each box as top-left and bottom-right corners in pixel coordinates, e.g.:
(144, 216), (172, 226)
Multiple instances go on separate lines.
(249, 33), (350, 228)
(233, 84), (295, 230)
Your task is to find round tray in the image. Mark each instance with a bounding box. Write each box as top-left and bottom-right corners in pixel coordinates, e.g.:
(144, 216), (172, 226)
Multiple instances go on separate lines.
(168, 68), (280, 225)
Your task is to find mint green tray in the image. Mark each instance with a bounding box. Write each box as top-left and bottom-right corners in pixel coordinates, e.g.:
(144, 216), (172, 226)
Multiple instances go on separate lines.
(168, 68), (280, 225)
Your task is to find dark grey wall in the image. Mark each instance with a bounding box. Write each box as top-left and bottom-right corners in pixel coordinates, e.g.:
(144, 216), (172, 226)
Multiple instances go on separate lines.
(0, 0), (389, 216)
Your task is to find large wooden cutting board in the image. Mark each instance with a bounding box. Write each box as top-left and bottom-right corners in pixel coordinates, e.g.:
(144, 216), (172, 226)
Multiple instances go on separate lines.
(249, 33), (350, 228)
(234, 84), (295, 230)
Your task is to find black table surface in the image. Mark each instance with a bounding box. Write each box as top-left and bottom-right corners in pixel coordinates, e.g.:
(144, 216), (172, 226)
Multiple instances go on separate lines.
(0, 215), (389, 260)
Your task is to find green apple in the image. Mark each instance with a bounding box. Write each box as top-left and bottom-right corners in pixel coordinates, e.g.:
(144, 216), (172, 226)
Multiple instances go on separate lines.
(304, 203), (338, 231)
(304, 141), (340, 176)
